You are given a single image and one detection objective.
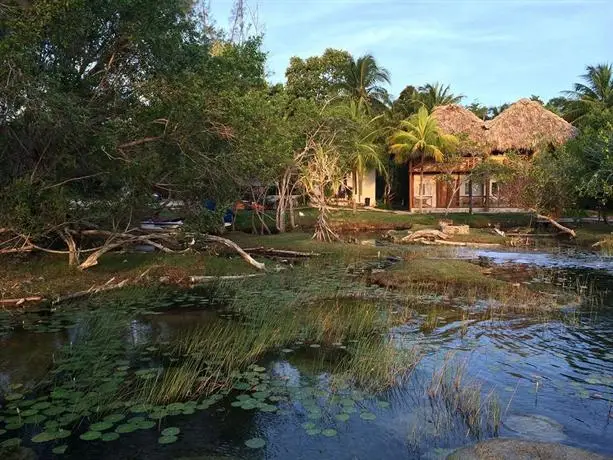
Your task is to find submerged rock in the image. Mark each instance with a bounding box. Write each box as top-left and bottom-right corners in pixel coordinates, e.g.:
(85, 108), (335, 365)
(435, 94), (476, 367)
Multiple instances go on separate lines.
(447, 439), (608, 460)
(503, 414), (566, 442)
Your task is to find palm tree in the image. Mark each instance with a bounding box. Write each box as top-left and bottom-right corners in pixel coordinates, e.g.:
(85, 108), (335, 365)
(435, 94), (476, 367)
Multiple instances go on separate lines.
(344, 54), (391, 111)
(346, 101), (387, 204)
(389, 106), (458, 212)
(564, 63), (613, 122)
(415, 82), (464, 111)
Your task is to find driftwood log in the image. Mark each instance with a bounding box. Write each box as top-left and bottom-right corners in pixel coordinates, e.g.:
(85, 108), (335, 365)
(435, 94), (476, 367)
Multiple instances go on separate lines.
(401, 230), (451, 243)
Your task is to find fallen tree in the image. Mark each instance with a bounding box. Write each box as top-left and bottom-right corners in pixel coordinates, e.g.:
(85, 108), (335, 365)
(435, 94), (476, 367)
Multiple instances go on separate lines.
(0, 227), (266, 271)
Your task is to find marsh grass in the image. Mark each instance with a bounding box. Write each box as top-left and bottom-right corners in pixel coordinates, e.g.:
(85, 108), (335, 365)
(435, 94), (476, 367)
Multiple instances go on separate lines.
(426, 355), (502, 439)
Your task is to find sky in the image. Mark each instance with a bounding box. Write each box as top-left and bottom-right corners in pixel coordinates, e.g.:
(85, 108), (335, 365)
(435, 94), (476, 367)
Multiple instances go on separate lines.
(209, 0), (612, 106)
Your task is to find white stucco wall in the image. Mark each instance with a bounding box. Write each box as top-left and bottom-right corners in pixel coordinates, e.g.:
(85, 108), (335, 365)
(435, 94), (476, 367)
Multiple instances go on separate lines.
(348, 169), (377, 205)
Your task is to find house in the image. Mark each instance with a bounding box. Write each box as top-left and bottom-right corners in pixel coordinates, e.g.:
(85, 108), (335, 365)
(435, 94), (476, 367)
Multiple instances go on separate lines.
(408, 99), (577, 212)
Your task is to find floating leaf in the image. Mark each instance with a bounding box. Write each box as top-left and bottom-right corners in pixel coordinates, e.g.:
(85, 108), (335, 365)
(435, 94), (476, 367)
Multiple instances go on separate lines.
(281, 349), (294, 353)
(136, 420), (156, 430)
(322, 428), (337, 437)
(80, 430), (102, 441)
(1, 438), (21, 448)
(302, 422), (316, 430)
(44, 406), (66, 416)
(90, 421), (113, 431)
(306, 428), (321, 436)
(128, 416), (145, 424)
(52, 445), (68, 455)
(55, 429), (72, 439)
(5, 422), (23, 430)
(360, 412), (376, 421)
(103, 414), (126, 423)
(258, 404), (277, 413)
(102, 432), (120, 442)
(32, 402), (52, 411)
(32, 431), (58, 443)
(115, 423), (138, 434)
(245, 437), (266, 449)
(377, 400), (390, 409)
(335, 413), (350, 422)
(5, 393), (23, 401)
(158, 435), (178, 445)
(161, 427), (180, 436)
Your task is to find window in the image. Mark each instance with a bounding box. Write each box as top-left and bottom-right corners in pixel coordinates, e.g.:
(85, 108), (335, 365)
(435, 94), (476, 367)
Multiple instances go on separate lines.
(491, 181), (499, 197)
(463, 181), (484, 196)
(418, 182), (432, 196)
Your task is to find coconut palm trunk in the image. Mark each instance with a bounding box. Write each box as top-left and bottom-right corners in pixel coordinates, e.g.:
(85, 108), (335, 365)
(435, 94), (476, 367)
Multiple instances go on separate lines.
(419, 150), (425, 213)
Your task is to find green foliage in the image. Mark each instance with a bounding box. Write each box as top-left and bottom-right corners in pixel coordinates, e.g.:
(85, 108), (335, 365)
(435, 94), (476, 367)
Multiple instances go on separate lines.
(285, 48), (352, 102)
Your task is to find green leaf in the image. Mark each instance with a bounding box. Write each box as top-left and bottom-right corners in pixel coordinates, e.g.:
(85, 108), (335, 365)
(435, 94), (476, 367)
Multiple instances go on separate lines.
(158, 435), (178, 444)
(80, 430), (102, 441)
(52, 445), (68, 455)
(102, 432), (120, 442)
(161, 427), (180, 436)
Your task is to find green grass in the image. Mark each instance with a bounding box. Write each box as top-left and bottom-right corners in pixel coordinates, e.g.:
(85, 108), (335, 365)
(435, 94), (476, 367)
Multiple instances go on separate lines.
(233, 208), (534, 233)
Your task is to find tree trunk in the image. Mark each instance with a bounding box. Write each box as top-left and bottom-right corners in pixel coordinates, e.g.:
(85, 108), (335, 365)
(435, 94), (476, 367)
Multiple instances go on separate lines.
(408, 160), (413, 211)
(468, 178), (473, 215)
(352, 170), (358, 213)
(419, 152), (425, 213)
(58, 229), (79, 266)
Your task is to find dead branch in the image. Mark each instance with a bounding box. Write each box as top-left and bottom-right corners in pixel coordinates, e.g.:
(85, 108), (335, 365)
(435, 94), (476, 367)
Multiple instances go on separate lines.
(52, 278), (131, 305)
(243, 247), (320, 258)
(534, 212), (576, 238)
(0, 296), (44, 307)
(202, 235), (266, 271)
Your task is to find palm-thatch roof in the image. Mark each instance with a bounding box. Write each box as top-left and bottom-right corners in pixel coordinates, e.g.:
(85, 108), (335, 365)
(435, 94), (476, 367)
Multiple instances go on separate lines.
(432, 105), (489, 155)
(485, 99), (577, 152)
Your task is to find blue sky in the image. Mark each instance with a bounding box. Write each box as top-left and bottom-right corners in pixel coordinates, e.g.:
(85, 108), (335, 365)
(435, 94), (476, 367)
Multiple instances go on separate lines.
(210, 0), (612, 106)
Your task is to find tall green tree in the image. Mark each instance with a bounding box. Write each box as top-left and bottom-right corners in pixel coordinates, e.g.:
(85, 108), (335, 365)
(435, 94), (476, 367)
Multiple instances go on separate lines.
(466, 101), (488, 120)
(284, 48), (352, 103)
(343, 53), (391, 111)
(389, 107), (458, 212)
(564, 63), (613, 123)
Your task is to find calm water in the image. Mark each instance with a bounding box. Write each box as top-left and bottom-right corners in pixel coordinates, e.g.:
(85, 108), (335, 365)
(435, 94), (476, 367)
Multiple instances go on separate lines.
(1, 248), (612, 459)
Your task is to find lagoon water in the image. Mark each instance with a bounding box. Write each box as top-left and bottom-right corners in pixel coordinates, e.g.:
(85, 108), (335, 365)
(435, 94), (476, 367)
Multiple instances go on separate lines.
(1, 247), (612, 459)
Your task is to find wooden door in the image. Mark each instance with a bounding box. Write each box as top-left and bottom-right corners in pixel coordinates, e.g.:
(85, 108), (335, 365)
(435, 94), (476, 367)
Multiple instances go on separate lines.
(436, 179), (459, 208)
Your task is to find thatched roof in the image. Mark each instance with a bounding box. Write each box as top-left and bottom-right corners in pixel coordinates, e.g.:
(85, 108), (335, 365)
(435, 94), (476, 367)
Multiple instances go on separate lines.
(485, 99), (577, 152)
(432, 105), (489, 155)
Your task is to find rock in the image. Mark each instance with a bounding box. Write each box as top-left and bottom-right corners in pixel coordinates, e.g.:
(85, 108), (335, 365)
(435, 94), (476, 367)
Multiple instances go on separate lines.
(504, 414), (566, 442)
(446, 438), (608, 460)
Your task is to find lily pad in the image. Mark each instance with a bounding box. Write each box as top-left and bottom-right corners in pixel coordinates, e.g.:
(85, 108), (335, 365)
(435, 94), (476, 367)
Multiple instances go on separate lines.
(115, 423), (138, 433)
(245, 437), (266, 449)
(158, 435), (178, 444)
(1, 438), (21, 448)
(102, 432), (120, 442)
(136, 420), (156, 430)
(80, 430), (102, 441)
(103, 414), (126, 423)
(335, 413), (350, 422)
(52, 445), (68, 455)
(360, 412), (377, 421)
(5, 422), (24, 430)
(306, 428), (321, 436)
(161, 427), (180, 436)
(32, 431), (58, 443)
(322, 428), (337, 437)
(377, 400), (390, 409)
(5, 393), (24, 401)
(302, 422), (316, 430)
(90, 421), (113, 431)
